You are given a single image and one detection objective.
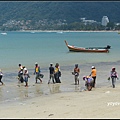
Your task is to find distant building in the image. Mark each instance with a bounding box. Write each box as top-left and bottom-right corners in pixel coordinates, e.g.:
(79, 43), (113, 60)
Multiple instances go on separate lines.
(101, 16), (109, 26)
(80, 18), (97, 25)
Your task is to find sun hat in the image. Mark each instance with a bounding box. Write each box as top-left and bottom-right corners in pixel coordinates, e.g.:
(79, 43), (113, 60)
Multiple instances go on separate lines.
(91, 66), (95, 69)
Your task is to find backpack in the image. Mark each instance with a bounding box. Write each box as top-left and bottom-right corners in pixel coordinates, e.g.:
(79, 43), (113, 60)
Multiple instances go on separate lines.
(58, 71), (61, 77)
(39, 73), (44, 78)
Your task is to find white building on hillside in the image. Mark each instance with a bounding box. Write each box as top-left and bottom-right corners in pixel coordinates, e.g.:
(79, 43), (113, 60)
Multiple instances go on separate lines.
(80, 18), (97, 25)
(101, 16), (109, 26)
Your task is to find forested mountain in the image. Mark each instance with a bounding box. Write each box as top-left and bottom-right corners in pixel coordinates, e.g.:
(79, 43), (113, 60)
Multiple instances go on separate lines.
(0, 1), (120, 24)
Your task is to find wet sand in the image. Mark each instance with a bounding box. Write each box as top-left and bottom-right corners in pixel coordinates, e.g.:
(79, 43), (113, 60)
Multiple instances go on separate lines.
(0, 61), (120, 118)
(0, 85), (120, 118)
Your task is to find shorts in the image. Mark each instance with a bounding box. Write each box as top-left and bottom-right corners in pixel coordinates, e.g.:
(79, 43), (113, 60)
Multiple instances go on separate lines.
(24, 77), (28, 82)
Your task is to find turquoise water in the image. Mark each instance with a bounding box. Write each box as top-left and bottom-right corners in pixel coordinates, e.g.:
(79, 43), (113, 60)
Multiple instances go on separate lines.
(0, 31), (120, 71)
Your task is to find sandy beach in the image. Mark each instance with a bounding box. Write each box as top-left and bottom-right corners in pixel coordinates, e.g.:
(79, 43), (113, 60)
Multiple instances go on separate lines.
(0, 61), (120, 119)
(0, 85), (120, 119)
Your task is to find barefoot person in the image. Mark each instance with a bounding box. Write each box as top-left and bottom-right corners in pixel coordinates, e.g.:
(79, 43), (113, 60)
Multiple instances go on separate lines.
(18, 64), (24, 83)
(72, 64), (80, 85)
(90, 66), (97, 88)
(54, 63), (61, 83)
(48, 63), (55, 84)
(34, 62), (42, 83)
(83, 75), (93, 91)
(23, 67), (30, 87)
(109, 67), (119, 88)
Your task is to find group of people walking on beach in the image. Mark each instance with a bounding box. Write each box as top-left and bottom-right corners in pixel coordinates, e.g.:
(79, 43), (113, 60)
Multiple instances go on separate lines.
(17, 62), (61, 87)
(18, 62), (44, 87)
(0, 62), (119, 91)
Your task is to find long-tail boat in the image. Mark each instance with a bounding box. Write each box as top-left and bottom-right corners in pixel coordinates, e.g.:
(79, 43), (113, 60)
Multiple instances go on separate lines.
(64, 40), (111, 53)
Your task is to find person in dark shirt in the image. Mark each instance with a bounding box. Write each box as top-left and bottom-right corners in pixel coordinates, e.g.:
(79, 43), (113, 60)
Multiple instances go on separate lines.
(18, 64), (24, 83)
(48, 63), (55, 84)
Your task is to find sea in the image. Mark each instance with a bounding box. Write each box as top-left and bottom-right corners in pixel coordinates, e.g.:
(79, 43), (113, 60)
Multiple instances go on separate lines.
(0, 31), (120, 106)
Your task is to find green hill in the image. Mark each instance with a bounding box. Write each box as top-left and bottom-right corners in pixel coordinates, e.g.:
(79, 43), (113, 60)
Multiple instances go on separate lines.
(0, 1), (120, 24)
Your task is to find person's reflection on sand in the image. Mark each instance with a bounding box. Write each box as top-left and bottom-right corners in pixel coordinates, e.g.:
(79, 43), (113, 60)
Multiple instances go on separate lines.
(24, 88), (28, 97)
(48, 83), (61, 94)
(74, 85), (80, 92)
(0, 87), (3, 101)
(17, 86), (29, 99)
(35, 84), (43, 95)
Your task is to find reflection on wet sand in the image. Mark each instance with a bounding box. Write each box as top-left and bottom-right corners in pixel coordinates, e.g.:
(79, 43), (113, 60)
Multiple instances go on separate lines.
(34, 84), (44, 95)
(48, 83), (61, 94)
(0, 87), (3, 101)
(17, 85), (29, 99)
(17, 83), (44, 99)
(74, 85), (80, 92)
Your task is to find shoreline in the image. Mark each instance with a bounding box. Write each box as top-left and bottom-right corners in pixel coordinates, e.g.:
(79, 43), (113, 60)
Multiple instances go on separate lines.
(1, 30), (120, 33)
(17, 30), (120, 33)
(2, 60), (120, 72)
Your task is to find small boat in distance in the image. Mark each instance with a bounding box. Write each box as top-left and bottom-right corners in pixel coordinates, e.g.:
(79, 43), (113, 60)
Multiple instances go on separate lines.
(1, 32), (7, 35)
(31, 31), (35, 33)
(64, 40), (111, 53)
